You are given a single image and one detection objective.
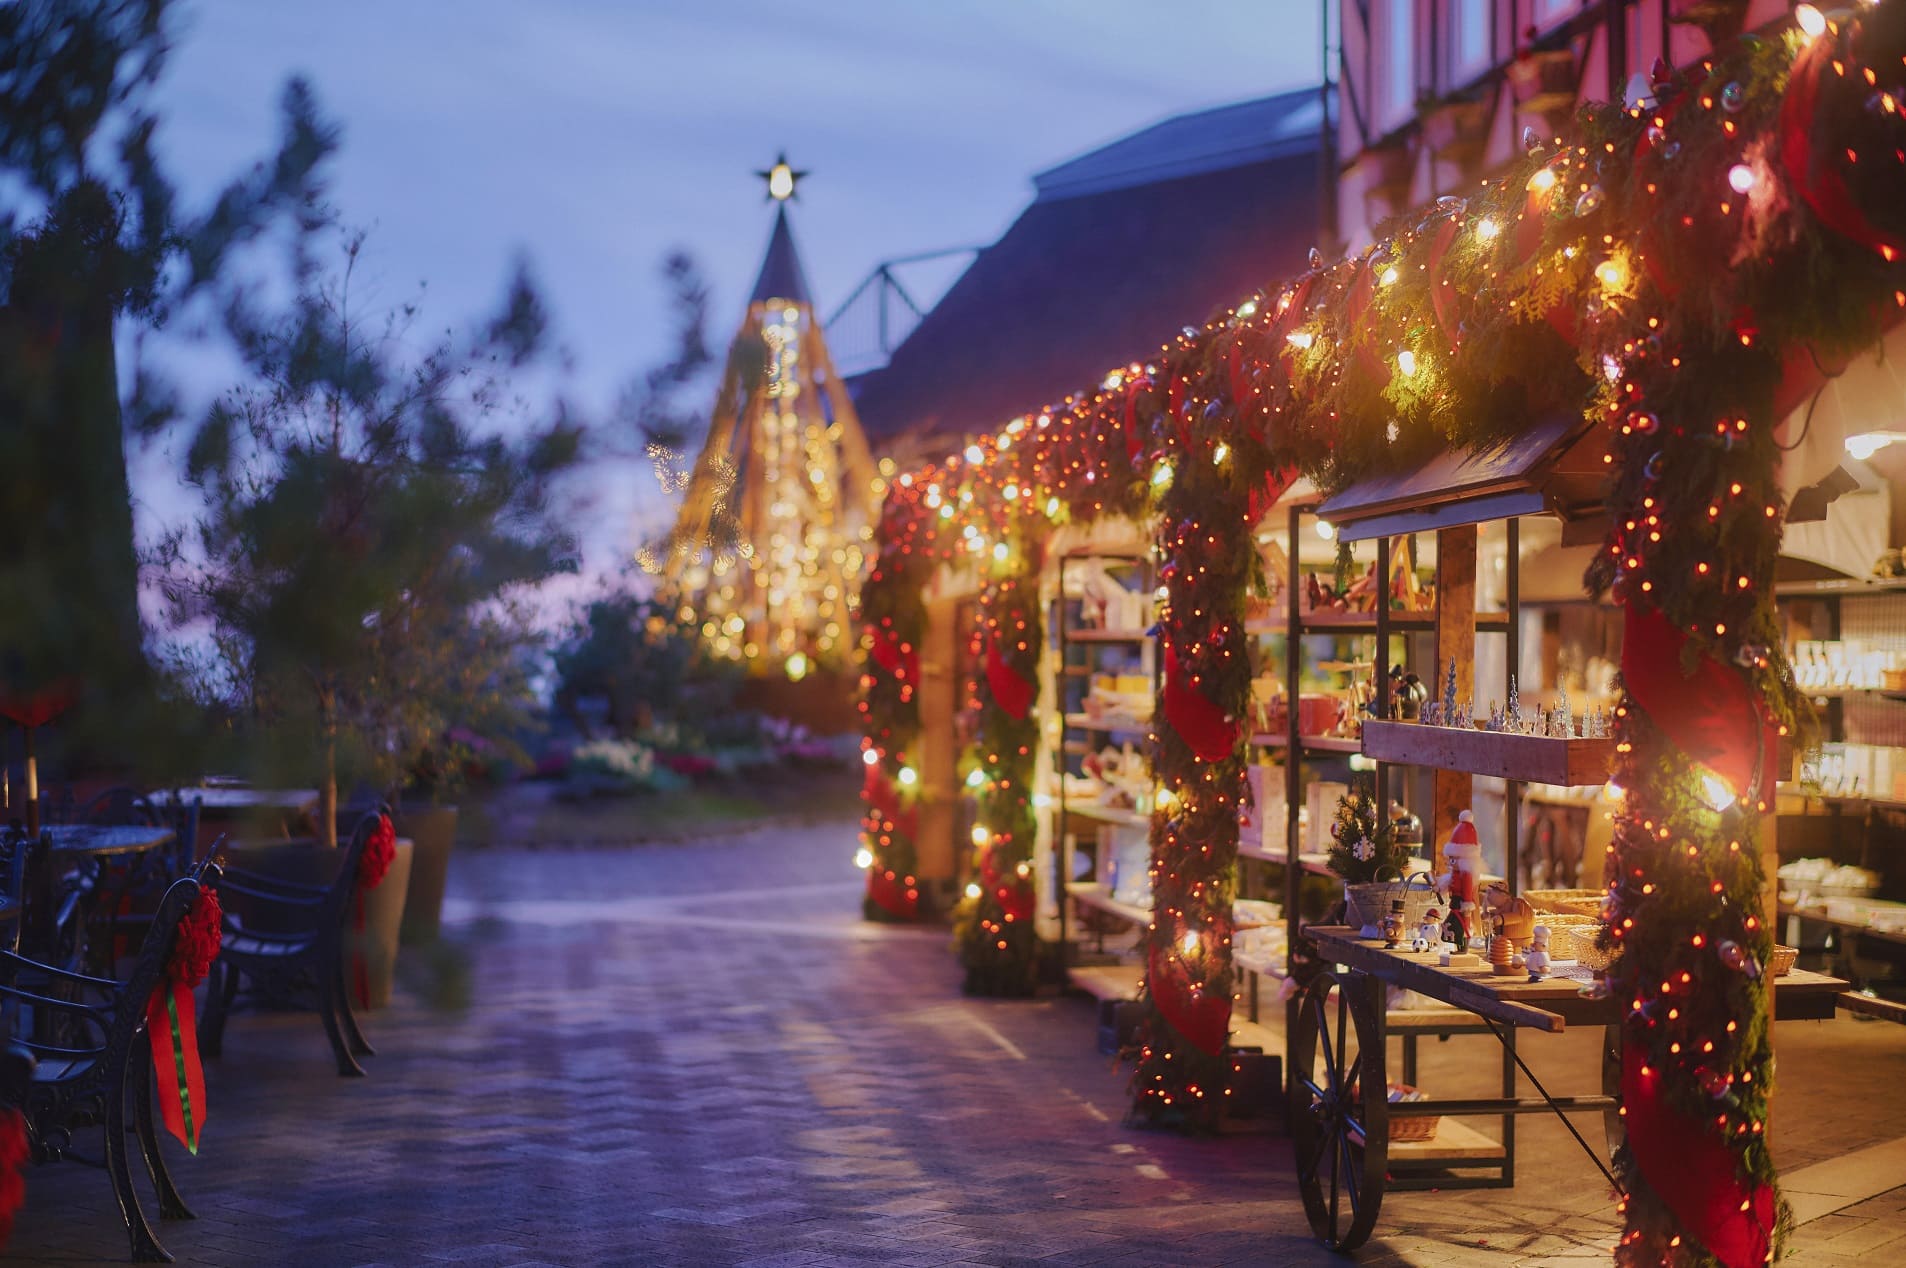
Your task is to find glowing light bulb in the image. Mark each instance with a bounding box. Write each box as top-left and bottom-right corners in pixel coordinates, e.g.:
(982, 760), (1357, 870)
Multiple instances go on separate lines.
(972, 826), (990, 846)
(1476, 217), (1500, 241)
(1380, 266), (1400, 286)
(1596, 259), (1627, 290)
(1212, 442), (1230, 465)
(1315, 519), (1336, 540)
(1528, 167), (1558, 192)
(898, 766), (918, 787)
(863, 748), (881, 767)
(1795, 4), (1826, 39)
(965, 882), (983, 899)
(1727, 164), (1757, 194)
(1285, 331), (1315, 350)
(992, 542), (1009, 562)
(966, 768), (986, 788)
(1045, 496), (1061, 517)
(1846, 432), (1905, 460)
(1698, 771), (1736, 812)
(965, 444), (984, 464)
(1396, 349), (1418, 376)
(1182, 931), (1200, 956)
(784, 652), (809, 682)
(855, 847), (874, 869)
(1151, 462), (1174, 488)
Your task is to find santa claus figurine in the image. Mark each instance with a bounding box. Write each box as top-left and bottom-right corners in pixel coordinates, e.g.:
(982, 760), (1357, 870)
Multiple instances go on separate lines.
(1438, 810), (1484, 943)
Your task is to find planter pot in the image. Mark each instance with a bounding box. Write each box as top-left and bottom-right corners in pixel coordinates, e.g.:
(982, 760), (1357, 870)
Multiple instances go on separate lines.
(394, 805), (457, 945)
(346, 837), (412, 1010)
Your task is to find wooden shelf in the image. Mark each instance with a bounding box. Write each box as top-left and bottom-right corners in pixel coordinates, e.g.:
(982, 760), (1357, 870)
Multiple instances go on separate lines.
(1065, 882), (1151, 926)
(1063, 713), (1150, 737)
(1302, 734), (1364, 754)
(1361, 720), (1615, 786)
(1236, 842), (1335, 875)
(1062, 802), (1151, 829)
(1389, 1116), (1508, 1162)
(1778, 785), (1906, 813)
(1067, 628), (1152, 644)
(1066, 963), (1144, 1001)
(1297, 609), (1511, 633)
(1779, 903), (1906, 949)
(1777, 577), (1906, 598)
(1796, 686), (1906, 704)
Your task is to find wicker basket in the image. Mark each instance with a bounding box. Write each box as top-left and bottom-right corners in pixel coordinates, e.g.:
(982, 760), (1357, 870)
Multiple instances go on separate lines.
(1345, 871), (1441, 936)
(1526, 888), (1606, 919)
(1387, 1083), (1439, 1142)
(1542, 914), (1615, 971)
(1770, 945), (1799, 977)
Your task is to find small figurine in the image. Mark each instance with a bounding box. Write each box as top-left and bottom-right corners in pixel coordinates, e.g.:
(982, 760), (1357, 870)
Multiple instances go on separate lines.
(1506, 676), (1520, 731)
(1438, 810), (1484, 927)
(1442, 659), (1459, 725)
(1391, 666), (1428, 720)
(1420, 699), (1441, 728)
(1445, 899), (1474, 955)
(1456, 697), (1471, 729)
(1555, 688), (1574, 739)
(1525, 925), (1553, 982)
(1490, 929), (1518, 976)
(1487, 700), (1505, 732)
(1411, 907), (1443, 952)
(1381, 900), (1406, 949)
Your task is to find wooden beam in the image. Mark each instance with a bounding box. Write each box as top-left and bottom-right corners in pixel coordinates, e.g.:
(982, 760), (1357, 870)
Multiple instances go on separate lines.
(1431, 526), (1477, 871)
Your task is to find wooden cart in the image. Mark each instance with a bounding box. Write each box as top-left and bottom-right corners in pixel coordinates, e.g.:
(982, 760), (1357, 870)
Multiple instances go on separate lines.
(1289, 926), (1849, 1251)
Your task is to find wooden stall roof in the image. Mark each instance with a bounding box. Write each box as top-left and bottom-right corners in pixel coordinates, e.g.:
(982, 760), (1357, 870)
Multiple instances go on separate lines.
(1317, 412), (1612, 543)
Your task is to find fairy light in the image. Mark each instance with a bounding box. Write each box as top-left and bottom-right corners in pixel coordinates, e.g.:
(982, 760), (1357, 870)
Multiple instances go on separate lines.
(1795, 3), (1827, 39)
(1476, 217), (1500, 240)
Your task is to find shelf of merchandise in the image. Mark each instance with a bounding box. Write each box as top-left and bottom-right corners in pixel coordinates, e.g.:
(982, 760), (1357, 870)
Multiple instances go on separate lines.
(1052, 551), (1157, 965)
(1063, 882), (1152, 927)
(1775, 577), (1906, 989)
(1360, 722), (1616, 787)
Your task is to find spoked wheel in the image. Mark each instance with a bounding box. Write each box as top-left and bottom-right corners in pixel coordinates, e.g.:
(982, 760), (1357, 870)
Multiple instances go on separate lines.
(1289, 967), (1386, 1252)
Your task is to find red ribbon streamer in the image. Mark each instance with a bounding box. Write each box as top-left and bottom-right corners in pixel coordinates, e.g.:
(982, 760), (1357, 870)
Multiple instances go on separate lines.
(1163, 644), (1239, 762)
(1622, 1042), (1776, 1268)
(1146, 944), (1229, 1058)
(1779, 32), (1906, 263)
(146, 983), (206, 1153)
(985, 636), (1036, 720)
(1620, 604), (1776, 803)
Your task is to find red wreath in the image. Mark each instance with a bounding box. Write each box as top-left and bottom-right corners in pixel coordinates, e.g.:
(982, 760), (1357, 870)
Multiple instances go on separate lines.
(0, 1107), (26, 1250)
(148, 886), (223, 1155)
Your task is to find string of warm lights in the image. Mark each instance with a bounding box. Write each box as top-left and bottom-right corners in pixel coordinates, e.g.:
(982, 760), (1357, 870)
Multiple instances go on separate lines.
(857, 8), (1904, 1242)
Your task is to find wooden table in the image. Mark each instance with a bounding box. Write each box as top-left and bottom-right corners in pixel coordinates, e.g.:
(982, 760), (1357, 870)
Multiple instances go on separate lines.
(160, 787), (319, 815)
(1289, 926), (1850, 1252)
(41, 824), (174, 858)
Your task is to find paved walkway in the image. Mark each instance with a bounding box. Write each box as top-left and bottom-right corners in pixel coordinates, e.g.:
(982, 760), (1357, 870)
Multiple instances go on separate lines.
(8, 816), (1906, 1265)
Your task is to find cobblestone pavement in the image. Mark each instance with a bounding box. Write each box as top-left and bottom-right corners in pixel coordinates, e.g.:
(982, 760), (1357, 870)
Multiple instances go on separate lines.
(9, 815), (1906, 1266)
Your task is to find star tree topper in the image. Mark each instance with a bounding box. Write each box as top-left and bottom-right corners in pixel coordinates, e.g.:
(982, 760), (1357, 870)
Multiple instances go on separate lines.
(756, 152), (808, 202)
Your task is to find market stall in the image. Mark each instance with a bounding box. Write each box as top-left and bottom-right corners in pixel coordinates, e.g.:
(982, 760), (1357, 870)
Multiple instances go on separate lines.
(858, 6), (1906, 1263)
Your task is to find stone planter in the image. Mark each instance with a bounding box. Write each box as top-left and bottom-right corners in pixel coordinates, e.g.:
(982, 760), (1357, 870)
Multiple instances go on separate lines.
(217, 833), (412, 1010)
(394, 804), (457, 945)
(347, 837), (412, 1009)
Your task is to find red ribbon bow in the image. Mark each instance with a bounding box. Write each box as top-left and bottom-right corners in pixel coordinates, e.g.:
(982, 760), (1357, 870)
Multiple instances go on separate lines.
(148, 886), (222, 1154)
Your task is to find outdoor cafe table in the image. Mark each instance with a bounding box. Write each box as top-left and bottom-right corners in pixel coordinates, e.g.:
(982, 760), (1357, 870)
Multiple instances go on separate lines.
(1289, 926), (1849, 1253)
(160, 787), (320, 849)
(23, 824), (175, 964)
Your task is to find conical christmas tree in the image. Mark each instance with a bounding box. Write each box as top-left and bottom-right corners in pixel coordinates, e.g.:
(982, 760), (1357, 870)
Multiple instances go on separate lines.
(648, 157), (879, 675)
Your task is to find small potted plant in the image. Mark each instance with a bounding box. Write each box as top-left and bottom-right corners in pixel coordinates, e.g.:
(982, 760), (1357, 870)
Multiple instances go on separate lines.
(1328, 787), (1414, 934)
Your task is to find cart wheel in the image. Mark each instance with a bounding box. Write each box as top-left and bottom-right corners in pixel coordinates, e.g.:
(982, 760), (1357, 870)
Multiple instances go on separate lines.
(1289, 967), (1386, 1252)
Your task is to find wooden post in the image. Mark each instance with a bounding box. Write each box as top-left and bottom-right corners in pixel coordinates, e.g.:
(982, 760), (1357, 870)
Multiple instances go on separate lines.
(914, 595), (962, 904)
(1431, 526), (1478, 873)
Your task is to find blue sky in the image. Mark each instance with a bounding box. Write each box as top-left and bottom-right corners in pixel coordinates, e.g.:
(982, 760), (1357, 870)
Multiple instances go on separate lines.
(142, 0), (1320, 590)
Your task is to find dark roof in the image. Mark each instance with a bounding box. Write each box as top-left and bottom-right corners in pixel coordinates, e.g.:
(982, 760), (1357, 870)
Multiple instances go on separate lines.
(749, 206), (812, 306)
(851, 90), (1323, 448)
(1033, 91), (1325, 202)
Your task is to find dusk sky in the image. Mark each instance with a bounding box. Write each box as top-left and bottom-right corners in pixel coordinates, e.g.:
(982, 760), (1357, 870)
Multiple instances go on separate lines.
(141, 0), (1320, 595)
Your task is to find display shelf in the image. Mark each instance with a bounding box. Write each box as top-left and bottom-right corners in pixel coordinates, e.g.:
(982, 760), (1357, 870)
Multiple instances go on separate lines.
(1796, 686), (1906, 704)
(1246, 731), (1287, 749)
(1778, 785), (1906, 814)
(1064, 882), (1151, 926)
(1360, 720), (1615, 786)
(1776, 577), (1906, 599)
(1390, 1118), (1509, 1162)
(1066, 627), (1153, 644)
(1302, 734), (1364, 754)
(1296, 608), (1511, 633)
(1063, 713), (1150, 738)
(1236, 841), (1334, 874)
(1779, 902), (1906, 950)
(1062, 801), (1150, 829)
(1066, 962), (1144, 1001)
